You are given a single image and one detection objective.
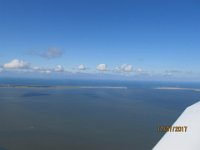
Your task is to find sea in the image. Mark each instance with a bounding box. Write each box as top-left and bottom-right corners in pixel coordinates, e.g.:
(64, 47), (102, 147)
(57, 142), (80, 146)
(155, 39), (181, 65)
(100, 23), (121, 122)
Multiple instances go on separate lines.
(0, 78), (200, 150)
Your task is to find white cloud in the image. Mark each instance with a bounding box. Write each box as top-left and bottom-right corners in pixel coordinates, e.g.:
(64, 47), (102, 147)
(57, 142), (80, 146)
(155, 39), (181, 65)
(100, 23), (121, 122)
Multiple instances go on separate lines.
(78, 64), (86, 70)
(116, 64), (133, 73)
(40, 48), (63, 59)
(135, 68), (143, 73)
(32, 67), (51, 74)
(45, 70), (51, 74)
(96, 64), (107, 71)
(123, 64), (133, 72)
(136, 68), (143, 72)
(32, 65), (64, 73)
(54, 65), (64, 72)
(3, 59), (30, 69)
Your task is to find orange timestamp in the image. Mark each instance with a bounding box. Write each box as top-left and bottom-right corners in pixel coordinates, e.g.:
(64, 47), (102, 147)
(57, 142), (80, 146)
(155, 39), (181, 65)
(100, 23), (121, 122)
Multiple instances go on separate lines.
(157, 126), (188, 132)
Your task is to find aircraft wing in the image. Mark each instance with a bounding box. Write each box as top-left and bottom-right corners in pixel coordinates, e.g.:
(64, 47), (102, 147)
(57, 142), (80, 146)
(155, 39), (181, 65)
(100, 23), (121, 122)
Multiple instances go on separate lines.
(153, 101), (200, 150)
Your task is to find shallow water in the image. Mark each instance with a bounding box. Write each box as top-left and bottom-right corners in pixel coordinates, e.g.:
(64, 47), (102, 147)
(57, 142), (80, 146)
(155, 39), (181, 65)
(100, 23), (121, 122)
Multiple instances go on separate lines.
(0, 80), (200, 150)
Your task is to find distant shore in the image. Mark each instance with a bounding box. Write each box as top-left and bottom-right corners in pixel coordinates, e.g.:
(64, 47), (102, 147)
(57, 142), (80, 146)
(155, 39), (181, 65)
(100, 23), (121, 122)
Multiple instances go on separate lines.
(155, 87), (200, 92)
(0, 84), (128, 89)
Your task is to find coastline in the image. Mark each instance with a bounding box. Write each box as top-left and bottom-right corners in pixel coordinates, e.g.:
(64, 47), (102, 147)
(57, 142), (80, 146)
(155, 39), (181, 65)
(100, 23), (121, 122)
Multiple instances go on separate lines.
(155, 87), (200, 92)
(0, 84), (128, 89)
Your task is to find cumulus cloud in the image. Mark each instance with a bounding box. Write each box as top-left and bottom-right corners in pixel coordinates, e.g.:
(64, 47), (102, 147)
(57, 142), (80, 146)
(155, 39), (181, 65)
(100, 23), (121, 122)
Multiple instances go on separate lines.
(3, 59), (30, 69)
(115, 64), (133, 73)
(78, 64), (86, 70)
(122, 64), (133, 72)
(40, 48), (63, 59)
(96, 64), (107, 71)
(54, 65), (64, 72)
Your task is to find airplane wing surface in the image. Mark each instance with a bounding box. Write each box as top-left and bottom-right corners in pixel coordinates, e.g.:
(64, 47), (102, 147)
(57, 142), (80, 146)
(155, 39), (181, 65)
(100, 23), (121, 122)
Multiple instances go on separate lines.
(153, 101), (200, 150)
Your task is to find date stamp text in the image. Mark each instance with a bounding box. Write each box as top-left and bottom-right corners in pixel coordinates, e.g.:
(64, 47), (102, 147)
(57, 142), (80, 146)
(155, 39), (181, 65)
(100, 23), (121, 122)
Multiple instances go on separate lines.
(157, 126), (188, 132)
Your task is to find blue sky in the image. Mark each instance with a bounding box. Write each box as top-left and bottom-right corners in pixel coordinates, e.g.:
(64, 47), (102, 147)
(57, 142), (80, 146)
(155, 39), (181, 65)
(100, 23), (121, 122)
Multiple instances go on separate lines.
(0, 0), (200, 81)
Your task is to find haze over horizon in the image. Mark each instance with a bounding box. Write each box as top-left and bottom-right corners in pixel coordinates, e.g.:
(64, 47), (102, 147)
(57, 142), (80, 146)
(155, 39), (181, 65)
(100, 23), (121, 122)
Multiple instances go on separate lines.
(0, 0), (200, 81)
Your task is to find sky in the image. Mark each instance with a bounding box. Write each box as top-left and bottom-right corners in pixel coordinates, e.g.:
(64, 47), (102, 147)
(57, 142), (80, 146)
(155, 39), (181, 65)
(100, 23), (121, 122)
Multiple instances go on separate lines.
(0, 0), (200, 81)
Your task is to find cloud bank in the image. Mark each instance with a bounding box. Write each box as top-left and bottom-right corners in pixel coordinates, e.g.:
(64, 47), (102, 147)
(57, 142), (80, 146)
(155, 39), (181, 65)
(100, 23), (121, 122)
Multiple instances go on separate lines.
(32, 67), (52, 74)
(2, 59), (193, 81)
